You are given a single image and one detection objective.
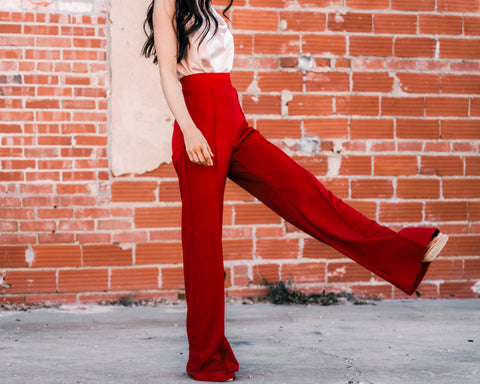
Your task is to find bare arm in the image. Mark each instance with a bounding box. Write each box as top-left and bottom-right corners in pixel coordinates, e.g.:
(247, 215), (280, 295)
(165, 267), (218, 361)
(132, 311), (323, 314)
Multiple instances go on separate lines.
(152, 0), (214, 166)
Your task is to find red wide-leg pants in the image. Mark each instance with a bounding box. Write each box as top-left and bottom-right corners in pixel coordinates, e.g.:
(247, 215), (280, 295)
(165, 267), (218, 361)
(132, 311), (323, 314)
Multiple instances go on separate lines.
(171, 73), (438, 382)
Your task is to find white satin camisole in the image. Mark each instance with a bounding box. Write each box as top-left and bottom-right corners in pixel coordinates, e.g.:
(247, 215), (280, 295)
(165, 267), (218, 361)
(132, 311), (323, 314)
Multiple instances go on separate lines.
(176, 8), (234, 79)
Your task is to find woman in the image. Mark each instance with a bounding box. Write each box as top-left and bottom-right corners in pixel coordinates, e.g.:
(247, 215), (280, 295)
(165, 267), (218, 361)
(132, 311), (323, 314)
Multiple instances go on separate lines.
(142, 0), (448, 381)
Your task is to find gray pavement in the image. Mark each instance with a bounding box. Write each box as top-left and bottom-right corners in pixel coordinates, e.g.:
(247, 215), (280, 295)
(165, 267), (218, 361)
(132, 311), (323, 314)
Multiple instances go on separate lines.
(0, 299), (479, 384)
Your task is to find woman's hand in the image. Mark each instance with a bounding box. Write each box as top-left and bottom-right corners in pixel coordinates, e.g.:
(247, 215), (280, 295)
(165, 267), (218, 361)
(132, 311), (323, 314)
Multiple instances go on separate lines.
(182, 126), (214, 166)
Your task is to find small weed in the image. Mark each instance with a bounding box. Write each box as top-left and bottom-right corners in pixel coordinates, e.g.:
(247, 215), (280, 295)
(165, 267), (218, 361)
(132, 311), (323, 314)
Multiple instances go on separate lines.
(262, 280), (379, 306)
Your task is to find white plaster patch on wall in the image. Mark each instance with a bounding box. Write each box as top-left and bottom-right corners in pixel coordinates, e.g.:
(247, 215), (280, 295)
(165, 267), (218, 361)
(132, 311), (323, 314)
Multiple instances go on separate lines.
(298, 53), (314, 72)
(25, 245), (35, 267)
(281, 90), (293, 116)
(327, 155), (341, 177)
(246, 78), (260, 94)
(0, 0), (21, 10)
(471, 280), (480, 295)
(58, 0), (93, 13)
(110, 0), (174, 176)
(22, 0), (57, 11)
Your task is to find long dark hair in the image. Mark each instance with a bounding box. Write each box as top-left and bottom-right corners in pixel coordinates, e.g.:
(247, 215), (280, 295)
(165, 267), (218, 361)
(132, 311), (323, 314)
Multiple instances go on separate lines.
(142, 0), (234, 65)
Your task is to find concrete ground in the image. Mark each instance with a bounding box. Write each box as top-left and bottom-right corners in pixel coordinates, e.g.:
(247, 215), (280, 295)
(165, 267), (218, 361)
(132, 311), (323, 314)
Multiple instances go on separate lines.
(0, 299), (479, 384)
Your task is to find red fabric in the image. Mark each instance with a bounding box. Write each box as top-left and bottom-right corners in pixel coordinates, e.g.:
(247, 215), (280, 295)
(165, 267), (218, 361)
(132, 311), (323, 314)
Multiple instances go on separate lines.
(172, 72), (438, 381)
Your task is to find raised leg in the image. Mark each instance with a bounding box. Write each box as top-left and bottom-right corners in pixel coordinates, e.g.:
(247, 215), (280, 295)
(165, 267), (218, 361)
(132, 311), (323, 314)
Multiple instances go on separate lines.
(228, 127), (438, 295)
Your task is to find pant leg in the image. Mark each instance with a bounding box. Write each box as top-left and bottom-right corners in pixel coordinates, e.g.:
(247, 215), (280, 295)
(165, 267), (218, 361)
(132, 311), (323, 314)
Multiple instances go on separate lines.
(172, 77), (239, 381)
(228, 124), (438, 295)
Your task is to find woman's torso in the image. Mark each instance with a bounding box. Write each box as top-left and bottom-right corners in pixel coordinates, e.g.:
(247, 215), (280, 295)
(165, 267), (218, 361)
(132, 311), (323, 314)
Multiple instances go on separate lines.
(177, 8), (234, 79)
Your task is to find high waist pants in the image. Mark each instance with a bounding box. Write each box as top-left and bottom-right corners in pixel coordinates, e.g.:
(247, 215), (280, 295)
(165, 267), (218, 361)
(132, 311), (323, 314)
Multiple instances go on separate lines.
(171, 73), (438, 382)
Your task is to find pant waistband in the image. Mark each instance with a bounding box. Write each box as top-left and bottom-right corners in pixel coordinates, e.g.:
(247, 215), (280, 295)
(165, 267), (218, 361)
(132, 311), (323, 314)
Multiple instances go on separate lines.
(180, 72), (232, 91)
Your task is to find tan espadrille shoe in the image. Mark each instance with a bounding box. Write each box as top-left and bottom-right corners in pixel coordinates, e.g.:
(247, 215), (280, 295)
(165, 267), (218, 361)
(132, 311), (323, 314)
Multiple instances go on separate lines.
(422, 232), (449, 263)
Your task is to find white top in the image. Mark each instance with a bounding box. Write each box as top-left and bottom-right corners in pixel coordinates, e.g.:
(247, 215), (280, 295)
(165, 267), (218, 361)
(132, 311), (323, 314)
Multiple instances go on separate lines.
(177, 8), (234, 79)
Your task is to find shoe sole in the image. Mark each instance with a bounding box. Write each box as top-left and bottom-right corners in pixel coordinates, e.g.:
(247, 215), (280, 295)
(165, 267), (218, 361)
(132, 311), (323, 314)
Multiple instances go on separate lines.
(422, 233), (449, 263)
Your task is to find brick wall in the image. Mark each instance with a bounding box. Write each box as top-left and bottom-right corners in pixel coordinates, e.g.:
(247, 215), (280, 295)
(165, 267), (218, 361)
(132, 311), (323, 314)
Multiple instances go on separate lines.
(1, 0), (479, 305)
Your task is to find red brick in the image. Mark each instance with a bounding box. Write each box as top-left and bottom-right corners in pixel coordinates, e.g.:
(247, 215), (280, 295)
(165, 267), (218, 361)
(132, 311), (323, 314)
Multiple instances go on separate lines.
(226, 287), (269, 298)
(256, 119), (302, 139)
(20, 220), (56, 232)
(443, 179), (480, 199)
(136, 242), (182, 265)
(135, 206), (181, 228)
(395, 38), (436, 58)
(232, 9), (278, 30)
(302, 35), (346, 56)
(253, 264), (280, 284)
(161, 267), (184, 289)
(110, 267), (159, 291)
(438, 0), (480, 12)
(305, 72), (349, 92)
(235, 203), (280, 225)
(379, 202), (423, 223)
(468, 201), (480, 221)
(82, 244), (132, 267)
(440, 38), (480, 60)
(397, 179), (440, 199)
(0, 246), (29, 268)
(303, 238), (345, 259)
(425, 97), (468, 117)
(288, 95), (333, 115)
(374, 14), (417, 34)
(396, 119), (439, 139)
(223, 239), (254, 260)
(254, 34), (300, 55)
(466, 157), (480, 176)
(242, 94), (281, 115)
(338, 156), (371, 175)
(426, 258), (463, 280)
(443, 235), (480, 257)
(280, 11), (326, 32)
(347, 0), (389, 9)
(327, 12), (372, 33)
(351, 179), (394, 199)
(391, 0), (435, 11)
(30, 245), (81, 267)
(282, 262), (326, 283)
(439, 282), (478, 299)
(425, 201), (468, 222)
(442, 75), (480, 95)
(397, 73), (440, 94)
(304, 118), (348, 138)
(327, 262), (371, 283)
(111, 181), (157, 203)
(58, 269), (108, 292)
(465, 16), (480, 36)
(350, 119), (393, 139)
(256, 238), (300, 259)
(257, 72), (303, 92)
(337, 95), (379, 116)
(349, 35), (392, 57)
(76, 233), (111, 244)
(3, 270), (56, 294)
(352, 72), (393, 93)
(382, 97), (424, 117)
(374, 155), (417, 176)
(419, 14), (462, 35)
(38, 233), (75, 244)
(420, 156), (464, 176)
(464, 259), (480, 279)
